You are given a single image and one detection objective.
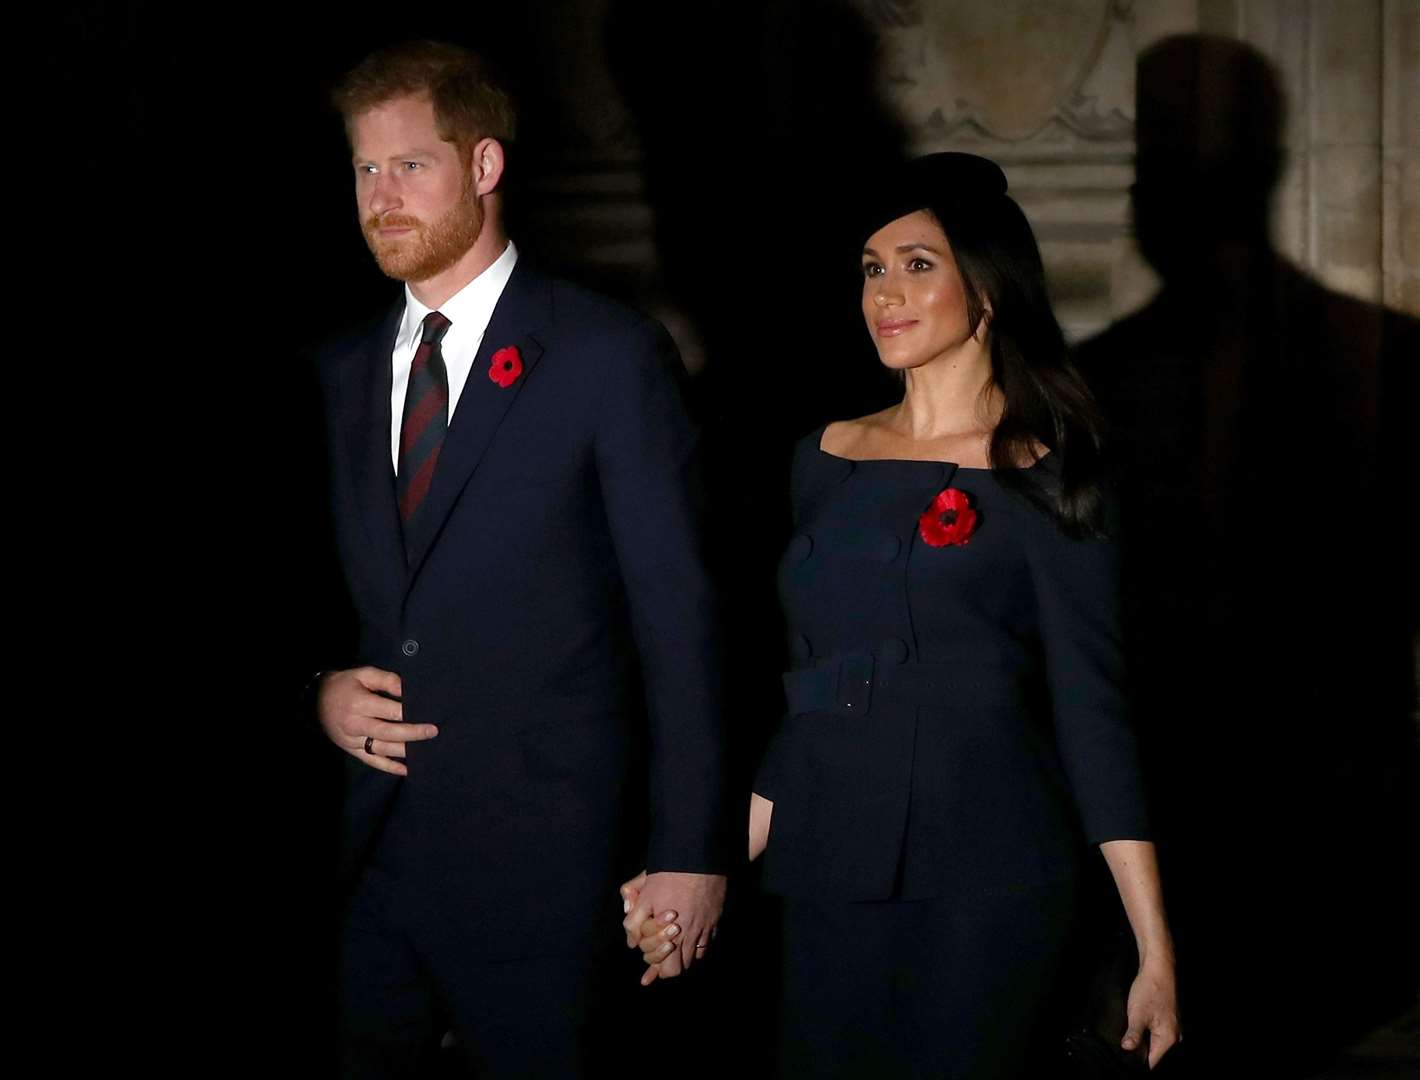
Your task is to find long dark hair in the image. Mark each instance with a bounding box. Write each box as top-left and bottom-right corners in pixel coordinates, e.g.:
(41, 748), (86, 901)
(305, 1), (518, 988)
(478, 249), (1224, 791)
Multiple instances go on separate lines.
(924, 192), (1107, 536)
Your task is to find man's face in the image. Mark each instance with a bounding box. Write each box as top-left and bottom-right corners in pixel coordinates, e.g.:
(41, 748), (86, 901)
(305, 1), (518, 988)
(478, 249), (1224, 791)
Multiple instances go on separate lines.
(350, 94), (482, 283)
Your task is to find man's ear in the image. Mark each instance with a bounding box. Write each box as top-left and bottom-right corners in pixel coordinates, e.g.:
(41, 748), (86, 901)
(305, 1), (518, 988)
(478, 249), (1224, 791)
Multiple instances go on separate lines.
(466, 137), (506, 197)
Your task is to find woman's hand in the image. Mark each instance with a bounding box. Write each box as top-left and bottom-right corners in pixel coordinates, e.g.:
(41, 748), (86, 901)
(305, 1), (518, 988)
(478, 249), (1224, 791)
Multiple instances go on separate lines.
(619, 873), (686, 986)
(749, 793), (773, 861)
(1122, 955), (1181, 1068)
(633, 910), (682, 986)
(1099, 840), (1182, 1069)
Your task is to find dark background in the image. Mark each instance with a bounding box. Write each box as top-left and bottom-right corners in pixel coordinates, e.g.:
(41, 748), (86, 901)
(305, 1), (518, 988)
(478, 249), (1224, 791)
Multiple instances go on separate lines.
(74, 3), (1417, 1076)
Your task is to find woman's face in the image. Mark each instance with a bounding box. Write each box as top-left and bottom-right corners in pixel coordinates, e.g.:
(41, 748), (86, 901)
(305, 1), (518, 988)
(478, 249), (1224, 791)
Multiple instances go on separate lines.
(861, 210), (980, 372)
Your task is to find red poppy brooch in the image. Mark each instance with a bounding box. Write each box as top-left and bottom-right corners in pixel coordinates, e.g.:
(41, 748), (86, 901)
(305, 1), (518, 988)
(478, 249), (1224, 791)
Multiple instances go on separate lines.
(488, 345), (523, 389)
(918, 486), (978, 547)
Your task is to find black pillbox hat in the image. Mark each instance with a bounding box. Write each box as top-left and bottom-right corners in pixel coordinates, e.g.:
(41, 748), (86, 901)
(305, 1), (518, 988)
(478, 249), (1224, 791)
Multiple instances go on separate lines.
(859, 152), (1009, 245)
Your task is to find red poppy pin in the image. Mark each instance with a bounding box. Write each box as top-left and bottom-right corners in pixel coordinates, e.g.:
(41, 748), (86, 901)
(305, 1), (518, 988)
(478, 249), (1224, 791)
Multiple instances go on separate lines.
(918, 486), (978, 547)
(488, 345), (523, 389)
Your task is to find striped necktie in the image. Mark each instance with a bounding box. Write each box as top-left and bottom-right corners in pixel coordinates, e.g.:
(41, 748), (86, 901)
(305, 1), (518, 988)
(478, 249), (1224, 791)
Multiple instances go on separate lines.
(397, 310), (452, 526)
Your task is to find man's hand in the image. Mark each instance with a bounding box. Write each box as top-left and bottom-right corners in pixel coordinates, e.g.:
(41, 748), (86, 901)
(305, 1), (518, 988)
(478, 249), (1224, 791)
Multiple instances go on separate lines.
(620, 870), (726, 983)
(316, 666), (437, 777)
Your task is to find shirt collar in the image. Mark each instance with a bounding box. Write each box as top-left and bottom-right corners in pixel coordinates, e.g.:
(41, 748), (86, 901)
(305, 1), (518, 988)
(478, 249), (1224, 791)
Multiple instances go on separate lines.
(397, 239), (519, 347)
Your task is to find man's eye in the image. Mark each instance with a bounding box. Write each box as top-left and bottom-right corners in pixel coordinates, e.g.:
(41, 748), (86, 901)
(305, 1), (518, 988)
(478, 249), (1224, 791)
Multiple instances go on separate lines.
(403, 161), (422, 171)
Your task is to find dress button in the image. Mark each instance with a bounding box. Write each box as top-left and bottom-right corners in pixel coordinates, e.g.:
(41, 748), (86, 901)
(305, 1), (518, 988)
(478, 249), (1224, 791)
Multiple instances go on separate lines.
(401, 639), (419, 657)
(788, 534), (814, 563)
(790, 634), (813, 662)
(879, 637), (909, 664)
(878, 536), (902, 563)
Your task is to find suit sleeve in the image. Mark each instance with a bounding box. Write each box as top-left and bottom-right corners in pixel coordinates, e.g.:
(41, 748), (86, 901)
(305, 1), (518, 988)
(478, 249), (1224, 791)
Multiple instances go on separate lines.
(751, 431), (821, 802)
(594, 320), (730, 874)
(1021, 501), (1151, 845)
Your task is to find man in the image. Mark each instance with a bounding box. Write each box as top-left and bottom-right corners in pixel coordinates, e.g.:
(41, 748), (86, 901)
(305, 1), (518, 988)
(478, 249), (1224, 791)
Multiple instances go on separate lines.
(312, 40), (728, 1077)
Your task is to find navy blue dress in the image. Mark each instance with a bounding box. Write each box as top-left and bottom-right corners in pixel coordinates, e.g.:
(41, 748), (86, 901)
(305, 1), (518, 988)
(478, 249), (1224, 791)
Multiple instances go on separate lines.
(755, 427), (1150, 1078)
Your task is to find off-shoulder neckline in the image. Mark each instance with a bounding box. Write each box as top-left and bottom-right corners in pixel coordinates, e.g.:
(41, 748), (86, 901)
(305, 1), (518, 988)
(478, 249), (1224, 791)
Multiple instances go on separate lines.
(814, 434), (1052, 473)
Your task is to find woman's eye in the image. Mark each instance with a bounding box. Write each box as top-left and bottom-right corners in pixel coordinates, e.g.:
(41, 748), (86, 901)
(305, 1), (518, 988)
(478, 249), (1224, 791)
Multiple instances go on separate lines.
(908, 257), (933, 271)
(862, 263), (883, 278)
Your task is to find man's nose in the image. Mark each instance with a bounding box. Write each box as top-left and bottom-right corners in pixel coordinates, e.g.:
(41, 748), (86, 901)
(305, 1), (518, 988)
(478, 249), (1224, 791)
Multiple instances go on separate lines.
(368, 172), (401, 217)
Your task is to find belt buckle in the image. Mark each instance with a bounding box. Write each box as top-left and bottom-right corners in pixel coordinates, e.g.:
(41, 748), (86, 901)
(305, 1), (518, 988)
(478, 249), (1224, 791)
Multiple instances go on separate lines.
(836, 655), (874, 717)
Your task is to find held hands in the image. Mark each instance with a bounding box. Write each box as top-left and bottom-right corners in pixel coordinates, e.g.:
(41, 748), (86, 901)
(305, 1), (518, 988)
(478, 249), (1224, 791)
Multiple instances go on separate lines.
(315, 666), (438, 776)
(620, 881), (681, 988)
(1121, 953), (1181, 1069)
(618, 794), (771, 986)
(619, 870), (726, 986)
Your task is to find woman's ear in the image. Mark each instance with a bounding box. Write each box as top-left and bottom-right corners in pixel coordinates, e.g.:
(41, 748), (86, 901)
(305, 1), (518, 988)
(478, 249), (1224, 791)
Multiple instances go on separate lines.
(974, 303), (993, 343)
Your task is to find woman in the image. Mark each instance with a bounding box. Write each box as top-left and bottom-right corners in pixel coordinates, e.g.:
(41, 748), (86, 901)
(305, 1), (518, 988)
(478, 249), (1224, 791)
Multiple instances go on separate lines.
(627, 153), (1179, 1077)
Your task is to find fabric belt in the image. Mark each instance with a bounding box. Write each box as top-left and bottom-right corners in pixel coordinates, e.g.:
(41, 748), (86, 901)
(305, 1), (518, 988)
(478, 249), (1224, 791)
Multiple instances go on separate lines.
(782, 653), (1031, 719)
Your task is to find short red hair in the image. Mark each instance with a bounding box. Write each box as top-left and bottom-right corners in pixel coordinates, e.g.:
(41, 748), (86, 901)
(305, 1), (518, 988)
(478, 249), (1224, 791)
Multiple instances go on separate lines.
(332, 40), (517, 150)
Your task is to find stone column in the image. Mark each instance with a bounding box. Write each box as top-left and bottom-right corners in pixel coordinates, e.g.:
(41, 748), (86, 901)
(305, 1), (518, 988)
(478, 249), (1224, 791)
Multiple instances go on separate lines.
(1383, 0), (1419, 314)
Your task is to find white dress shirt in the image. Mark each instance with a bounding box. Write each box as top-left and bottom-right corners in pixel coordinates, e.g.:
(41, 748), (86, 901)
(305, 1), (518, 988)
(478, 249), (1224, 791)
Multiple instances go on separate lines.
(390, 240), (519, 473)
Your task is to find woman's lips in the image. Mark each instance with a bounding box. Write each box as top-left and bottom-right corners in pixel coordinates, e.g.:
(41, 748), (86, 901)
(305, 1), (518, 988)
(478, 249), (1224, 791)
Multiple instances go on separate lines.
(876, 319), (917, 337)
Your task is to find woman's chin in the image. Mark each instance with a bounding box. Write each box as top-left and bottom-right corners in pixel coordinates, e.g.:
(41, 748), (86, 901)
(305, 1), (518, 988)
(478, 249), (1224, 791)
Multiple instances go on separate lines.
(876, 351), (929, 374)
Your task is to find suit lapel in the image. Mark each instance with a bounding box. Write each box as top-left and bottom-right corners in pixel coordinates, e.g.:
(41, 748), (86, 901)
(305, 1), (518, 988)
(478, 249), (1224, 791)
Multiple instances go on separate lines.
(403, 261), (550, 582)
(339, 301), (407, 606)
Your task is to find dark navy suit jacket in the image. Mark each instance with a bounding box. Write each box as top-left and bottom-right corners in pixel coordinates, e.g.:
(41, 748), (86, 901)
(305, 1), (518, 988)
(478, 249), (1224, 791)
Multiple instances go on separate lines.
(315, 260), (727, 957)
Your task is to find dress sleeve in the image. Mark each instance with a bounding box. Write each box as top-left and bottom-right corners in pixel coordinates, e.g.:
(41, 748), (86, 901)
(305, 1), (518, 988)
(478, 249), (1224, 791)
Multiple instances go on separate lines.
(1021, 497), (1151, 845)
(753, 719), (790, 801)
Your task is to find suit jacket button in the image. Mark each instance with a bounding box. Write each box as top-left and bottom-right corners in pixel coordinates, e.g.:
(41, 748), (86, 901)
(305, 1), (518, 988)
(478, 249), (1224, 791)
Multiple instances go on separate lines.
(788, 534), (814, 563)
(402, 639), (420, 656)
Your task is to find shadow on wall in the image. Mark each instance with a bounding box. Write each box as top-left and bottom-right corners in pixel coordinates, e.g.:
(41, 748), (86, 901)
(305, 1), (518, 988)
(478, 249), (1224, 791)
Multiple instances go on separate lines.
(1074, 33), (1420, 1079)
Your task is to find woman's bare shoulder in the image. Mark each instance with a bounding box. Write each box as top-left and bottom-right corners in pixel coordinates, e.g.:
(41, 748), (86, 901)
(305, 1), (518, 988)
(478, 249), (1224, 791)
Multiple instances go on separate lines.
(820, 410), (896, 457)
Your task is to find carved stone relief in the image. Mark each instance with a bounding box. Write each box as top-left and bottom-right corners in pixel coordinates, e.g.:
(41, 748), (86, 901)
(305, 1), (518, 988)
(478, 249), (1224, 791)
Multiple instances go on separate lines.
(517, 0), (1410, 350)
(856, 0), (1147, 337)
(866, 0), (1135, 148)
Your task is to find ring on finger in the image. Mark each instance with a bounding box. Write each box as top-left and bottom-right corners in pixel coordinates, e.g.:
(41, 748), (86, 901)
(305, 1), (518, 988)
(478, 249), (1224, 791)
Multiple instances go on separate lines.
(364, 736), (375, 754)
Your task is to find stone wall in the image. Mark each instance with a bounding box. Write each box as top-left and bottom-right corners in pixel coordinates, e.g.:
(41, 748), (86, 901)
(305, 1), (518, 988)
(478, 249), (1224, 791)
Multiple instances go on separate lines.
(520, 1), (1417, 346)
(854, 0), (1418, 333)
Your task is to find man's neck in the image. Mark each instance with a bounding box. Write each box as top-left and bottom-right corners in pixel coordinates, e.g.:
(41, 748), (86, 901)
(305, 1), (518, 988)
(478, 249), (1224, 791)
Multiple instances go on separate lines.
(408, 226), (511, 309)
